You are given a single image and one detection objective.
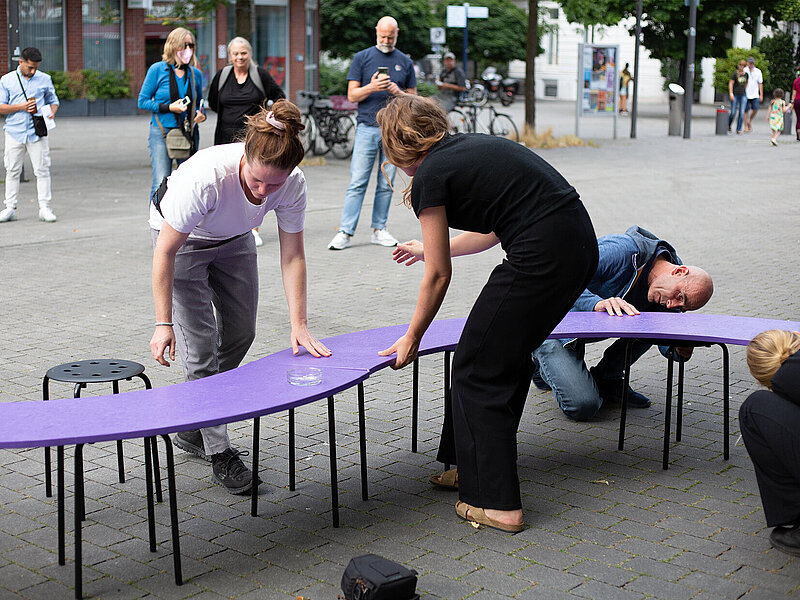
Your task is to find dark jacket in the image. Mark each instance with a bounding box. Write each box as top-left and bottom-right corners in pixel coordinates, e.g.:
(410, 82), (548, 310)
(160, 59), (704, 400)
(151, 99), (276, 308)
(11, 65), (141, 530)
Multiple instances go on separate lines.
(772, 352), (800, 407)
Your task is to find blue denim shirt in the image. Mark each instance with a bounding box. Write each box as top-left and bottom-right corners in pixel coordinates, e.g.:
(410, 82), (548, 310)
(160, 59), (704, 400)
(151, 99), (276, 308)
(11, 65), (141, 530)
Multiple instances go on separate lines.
(572, 225), (682, 313)
(0, 67), (59, 144)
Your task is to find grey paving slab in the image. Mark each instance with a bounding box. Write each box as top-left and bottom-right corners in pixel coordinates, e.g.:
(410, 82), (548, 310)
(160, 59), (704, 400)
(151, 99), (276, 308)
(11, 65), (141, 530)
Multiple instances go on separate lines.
(0, 104), (799, 599)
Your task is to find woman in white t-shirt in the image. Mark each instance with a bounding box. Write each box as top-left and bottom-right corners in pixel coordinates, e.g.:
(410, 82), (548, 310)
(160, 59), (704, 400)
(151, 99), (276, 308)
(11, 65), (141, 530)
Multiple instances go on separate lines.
(149, 100), (330, 495)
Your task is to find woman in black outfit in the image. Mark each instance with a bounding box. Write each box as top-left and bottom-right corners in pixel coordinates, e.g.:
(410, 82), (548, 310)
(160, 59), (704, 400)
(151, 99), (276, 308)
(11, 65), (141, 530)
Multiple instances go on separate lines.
(376, 96), (598, 532)
(208, 37), (285, 246)
(740, 329), (800, 555)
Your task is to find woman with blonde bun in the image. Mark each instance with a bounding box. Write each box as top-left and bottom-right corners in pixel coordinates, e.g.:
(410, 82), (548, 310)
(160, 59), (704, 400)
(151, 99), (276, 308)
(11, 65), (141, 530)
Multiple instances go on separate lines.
(148, 100), (330, 495)
(740, 329), (800, 556)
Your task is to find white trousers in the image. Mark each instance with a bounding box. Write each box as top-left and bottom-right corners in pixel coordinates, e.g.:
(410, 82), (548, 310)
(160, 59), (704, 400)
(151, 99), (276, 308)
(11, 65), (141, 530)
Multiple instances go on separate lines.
(4, 132), (52, 209)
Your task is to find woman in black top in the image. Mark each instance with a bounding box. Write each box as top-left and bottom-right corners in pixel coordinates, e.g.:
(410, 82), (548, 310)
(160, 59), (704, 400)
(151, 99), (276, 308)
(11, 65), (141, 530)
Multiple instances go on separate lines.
(208, 37), (285, 245)
(740, 330), (800, 555)
(376, 96), (598, 532)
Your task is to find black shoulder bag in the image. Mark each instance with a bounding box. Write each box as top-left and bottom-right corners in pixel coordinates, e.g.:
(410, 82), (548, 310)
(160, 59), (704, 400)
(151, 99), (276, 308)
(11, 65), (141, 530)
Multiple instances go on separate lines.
(341, 554), (419, 600)
(16, 71), (47, 137)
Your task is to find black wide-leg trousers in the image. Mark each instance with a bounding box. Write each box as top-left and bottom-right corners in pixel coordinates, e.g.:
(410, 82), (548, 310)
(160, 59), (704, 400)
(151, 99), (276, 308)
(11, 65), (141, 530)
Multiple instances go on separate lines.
(437, 202), (598, 510)
(739, 391), (800, 527)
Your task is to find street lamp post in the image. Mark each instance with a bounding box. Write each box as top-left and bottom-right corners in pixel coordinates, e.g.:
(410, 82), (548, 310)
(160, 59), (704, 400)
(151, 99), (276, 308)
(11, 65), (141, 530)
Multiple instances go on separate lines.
(683, 0), (697, 139)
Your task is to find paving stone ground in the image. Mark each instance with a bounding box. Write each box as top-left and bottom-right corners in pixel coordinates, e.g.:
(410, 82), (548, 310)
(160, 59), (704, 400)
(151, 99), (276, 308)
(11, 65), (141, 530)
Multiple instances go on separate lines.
(0, 100), (799, 599)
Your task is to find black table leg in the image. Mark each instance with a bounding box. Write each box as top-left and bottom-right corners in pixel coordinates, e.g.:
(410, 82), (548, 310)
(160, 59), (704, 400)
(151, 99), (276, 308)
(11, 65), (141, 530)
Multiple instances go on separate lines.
(251, 417), (260, 517)
(112, 381), (126, 484)
(160, 435), (182, 586)
(74, 444), (84, 600)
(358, 383), (368, 501)
(617, 340), (633, 451)
(327, 396), (339, 528)
(136, 374), (161, 501)
(719, 343), (730, 460)
(288, 408), (295, 491)
(663, 350), (675, 470)
(443, 351), (451, 471)
(43, 377), (52, 497)
(412, 359), (418, 453)
(144, 437), (156, 552)
(676, 357), (685, 442)
(57, 445), (65, 566)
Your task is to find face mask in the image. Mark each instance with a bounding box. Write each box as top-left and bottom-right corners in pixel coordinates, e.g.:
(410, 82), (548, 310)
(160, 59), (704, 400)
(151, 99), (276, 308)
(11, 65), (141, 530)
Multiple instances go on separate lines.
(377, 43), (395, 54)
(177, 48), (193, 64)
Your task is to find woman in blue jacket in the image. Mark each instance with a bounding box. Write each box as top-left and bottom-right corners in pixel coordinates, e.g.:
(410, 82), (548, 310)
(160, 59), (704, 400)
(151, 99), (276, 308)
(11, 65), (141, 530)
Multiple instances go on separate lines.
(138, 27), (206, 201)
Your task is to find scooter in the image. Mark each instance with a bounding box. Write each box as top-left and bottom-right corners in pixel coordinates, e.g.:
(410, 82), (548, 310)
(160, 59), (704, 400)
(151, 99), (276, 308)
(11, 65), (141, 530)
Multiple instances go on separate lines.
(481, 66), (518, 106)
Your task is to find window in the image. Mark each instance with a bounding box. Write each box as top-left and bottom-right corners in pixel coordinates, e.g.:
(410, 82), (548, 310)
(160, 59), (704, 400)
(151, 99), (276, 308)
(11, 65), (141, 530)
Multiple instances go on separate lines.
(545, 25), (559, 65)
(304, 0), (318, 91)
(82, 0), (122, 71)
(254, 5), (288, 89)
(19, 0), (65, 70)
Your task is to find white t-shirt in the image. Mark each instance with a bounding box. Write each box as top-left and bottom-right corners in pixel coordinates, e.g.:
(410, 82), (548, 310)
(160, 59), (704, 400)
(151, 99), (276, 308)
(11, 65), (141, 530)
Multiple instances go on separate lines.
(149, 143), (307, 241)
(745, 66), (763, 99)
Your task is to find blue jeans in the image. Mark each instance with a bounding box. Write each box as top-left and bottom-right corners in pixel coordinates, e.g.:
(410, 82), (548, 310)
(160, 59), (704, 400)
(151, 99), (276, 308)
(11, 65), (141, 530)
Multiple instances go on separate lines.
(338, 124), (396, 235)
(147, 122), (197, 202)
(533, 338), (652, 421)
(729, 95), (746, 132)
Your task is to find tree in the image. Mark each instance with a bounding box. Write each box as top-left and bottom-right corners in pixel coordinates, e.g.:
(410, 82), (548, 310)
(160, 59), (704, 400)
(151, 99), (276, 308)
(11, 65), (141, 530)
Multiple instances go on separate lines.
(712, 47), (769, 94)
(559, 0), (624, 27)
(434, 0), (528, 72)
(758, 32), (795, 93)
(320, 0), (435, 61)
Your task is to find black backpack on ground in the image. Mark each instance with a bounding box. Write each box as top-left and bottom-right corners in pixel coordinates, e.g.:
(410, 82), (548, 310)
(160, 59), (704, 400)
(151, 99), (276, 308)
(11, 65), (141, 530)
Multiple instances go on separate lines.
(341, 554), (419, 600)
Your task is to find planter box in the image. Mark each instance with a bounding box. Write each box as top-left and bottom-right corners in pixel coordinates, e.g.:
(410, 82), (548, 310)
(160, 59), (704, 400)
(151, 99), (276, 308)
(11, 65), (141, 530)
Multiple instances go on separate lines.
(88, 99), (105, 116)
(57, 99), (88, 117)
(104, 98), (138, 116)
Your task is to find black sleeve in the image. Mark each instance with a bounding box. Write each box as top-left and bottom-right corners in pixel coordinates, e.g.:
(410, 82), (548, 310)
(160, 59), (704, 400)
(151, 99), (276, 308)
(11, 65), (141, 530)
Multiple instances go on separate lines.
(158, 103), (171, 113)
(208, 70), (221, 113)
(257, 66), (286, 102)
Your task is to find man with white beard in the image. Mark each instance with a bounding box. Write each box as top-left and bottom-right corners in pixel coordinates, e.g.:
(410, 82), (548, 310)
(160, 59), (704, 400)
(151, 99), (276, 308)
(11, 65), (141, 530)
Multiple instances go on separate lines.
(327, 16), (417, 251)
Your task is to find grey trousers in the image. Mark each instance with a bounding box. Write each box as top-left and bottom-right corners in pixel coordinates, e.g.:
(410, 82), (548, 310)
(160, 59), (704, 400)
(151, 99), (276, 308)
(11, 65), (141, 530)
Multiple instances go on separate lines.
(152, 229), (258, 455)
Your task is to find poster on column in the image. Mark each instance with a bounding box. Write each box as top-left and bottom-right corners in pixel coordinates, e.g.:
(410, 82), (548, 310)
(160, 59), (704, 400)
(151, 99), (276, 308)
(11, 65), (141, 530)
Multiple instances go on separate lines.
(579, 44), (618, 116)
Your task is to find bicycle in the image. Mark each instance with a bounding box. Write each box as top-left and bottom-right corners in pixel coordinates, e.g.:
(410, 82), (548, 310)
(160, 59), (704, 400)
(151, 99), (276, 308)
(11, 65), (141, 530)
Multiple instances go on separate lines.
(447, 100), (519, 142)
(298, 91), (357, 159)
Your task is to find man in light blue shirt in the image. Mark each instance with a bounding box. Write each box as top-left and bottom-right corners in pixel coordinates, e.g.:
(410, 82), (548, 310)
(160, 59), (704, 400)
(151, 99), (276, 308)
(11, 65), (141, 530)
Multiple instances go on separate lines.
(0, 47), (59, 222)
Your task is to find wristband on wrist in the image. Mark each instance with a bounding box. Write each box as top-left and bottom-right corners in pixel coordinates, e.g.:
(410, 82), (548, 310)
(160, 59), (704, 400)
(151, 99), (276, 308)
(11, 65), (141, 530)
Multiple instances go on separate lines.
(155, 322), (174, 327)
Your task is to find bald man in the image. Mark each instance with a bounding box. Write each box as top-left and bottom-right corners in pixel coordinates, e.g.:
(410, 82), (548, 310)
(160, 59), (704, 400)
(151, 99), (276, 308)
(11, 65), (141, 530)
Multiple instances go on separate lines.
(532, 225), (714, 421)
(328, 16), (417, 251)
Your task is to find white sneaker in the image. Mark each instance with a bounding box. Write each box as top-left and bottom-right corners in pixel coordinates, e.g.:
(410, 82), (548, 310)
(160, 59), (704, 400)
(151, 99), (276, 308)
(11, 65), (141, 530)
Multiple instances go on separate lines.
(38, 207), (57, 222)
(371, 228), (398, 247)
(252, 229), (264, 247)
(0, 207), (17, 222)
(328, 231), (352, 250)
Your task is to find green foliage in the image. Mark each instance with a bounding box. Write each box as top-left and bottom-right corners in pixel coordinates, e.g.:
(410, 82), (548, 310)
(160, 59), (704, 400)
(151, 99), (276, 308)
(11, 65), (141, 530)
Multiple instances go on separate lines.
(319, 59), (349, 96)
(435, 0), (527, 68)
(416, 81), (438, 97)
(320, 0), (435, 60)
(559, 0), (624, 27)
(758, 32), (795, 94)
(776, 0), (800, 21)
(48, 70), (132, 100)
(713, 48), (768, 93)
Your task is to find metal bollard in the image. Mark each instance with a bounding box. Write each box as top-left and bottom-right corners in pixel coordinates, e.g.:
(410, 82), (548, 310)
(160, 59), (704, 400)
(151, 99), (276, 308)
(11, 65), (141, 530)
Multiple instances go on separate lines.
(782, 109), (793, 136)
(668, 83), (684, 136)
(716, 105), (729, 135)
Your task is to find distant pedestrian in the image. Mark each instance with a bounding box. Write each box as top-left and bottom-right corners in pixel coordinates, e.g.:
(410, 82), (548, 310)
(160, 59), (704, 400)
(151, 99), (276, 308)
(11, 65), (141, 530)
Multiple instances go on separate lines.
(791, 66), (800, 141)
(327, 15), (417, 251)
(619, 63), (633, 115)
(149, 101), (330, 495)
(138, 27), (206, 204)
(0, 47), (59, 223)
(728, 59), (748, 134)
(739, 329), (800, 556)
(434, 52), (466, 112)
(743, 56), (763, 133)
(208, 36), (285, 247)
(767, 88), (792, 146)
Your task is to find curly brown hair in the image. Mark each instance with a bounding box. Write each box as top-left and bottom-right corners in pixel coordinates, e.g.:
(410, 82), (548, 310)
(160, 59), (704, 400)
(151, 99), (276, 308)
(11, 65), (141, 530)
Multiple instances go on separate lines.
(376, 95), (448, 206)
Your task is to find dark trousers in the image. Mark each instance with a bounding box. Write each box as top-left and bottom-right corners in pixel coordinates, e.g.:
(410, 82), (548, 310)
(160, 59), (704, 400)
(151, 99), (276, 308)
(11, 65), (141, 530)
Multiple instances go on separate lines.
(437, 203), (598, 510)
(739, 391), (800, 527)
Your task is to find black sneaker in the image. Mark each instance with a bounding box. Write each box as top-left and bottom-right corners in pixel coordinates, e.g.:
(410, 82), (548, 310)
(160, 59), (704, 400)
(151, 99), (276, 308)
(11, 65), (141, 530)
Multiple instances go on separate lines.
(172, 430), (211, 462)
(770, 525), (800, 556)
(590, 367), (652, 408)
(531, 358), (551, 391)
(211, 448), (258, 495)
